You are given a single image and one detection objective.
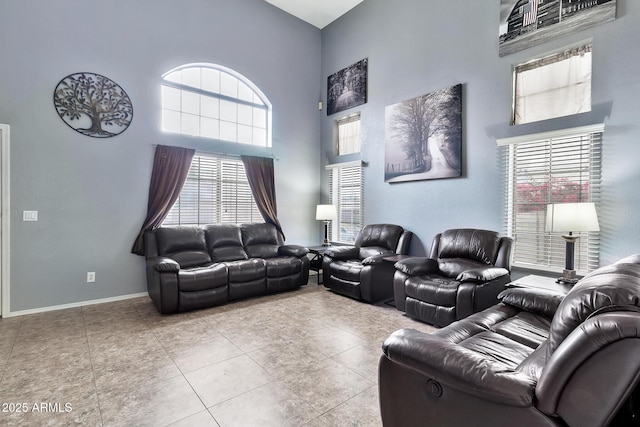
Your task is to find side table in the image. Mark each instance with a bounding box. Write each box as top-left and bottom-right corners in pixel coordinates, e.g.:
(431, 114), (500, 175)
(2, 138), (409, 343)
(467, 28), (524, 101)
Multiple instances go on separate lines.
(307, 245), (328, 284)
(506, 274), (572, 295)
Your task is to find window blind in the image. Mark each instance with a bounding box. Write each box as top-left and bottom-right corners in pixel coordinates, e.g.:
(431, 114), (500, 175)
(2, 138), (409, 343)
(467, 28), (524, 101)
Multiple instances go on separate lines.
(499, 125), (602, 274)
(163, 152), (262, 226)
(327, 162), (363, 244)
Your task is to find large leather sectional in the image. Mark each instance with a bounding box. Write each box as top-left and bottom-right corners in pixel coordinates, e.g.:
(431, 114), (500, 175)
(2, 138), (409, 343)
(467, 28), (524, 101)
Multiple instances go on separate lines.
(144, 223), (309, 314)
(379, 254), (640, 426)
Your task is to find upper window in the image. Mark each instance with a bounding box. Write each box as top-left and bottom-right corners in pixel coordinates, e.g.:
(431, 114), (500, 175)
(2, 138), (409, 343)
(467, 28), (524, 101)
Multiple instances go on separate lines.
(336, 114), (361, 155)
(161, 64), (271, 147)
(499, 124), (602, 274)
(513, 43), (592, 125)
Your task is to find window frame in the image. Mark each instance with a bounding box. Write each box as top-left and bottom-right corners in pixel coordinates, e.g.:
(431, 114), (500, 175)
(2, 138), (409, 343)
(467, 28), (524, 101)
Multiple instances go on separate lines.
(512, 43), (592, 125)
(161, 63), (272, 147)
(498, 124), (603, 275)
(326, 161), (363, 244)
(335, 113), (361, 156)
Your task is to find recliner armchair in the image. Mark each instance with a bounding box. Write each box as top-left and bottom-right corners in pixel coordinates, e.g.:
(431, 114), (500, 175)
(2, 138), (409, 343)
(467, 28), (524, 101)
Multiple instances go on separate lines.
(322, 224), (412, 303)
(393, 228), (513, 327)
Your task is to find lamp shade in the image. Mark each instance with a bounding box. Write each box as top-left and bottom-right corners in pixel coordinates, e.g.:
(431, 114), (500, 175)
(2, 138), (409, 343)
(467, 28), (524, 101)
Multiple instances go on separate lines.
(545, 203), (600, 233)
(316, 204), (337, 221)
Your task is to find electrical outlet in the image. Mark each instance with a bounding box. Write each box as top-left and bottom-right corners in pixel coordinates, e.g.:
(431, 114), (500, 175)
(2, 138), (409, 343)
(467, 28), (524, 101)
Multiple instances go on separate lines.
(87, 272), (95, 283)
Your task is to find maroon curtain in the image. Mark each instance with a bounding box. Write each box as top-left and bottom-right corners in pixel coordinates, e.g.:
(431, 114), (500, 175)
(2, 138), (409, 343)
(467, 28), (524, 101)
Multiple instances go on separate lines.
(131, 145), (195, 255)
(241, 155), (284, 240)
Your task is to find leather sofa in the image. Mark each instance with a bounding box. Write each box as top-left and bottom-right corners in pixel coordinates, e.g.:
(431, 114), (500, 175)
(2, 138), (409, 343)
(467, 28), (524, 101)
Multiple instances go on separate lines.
(393, 228), (513, 327)
(379, 254), (640, 427)
(144, 223), (309, 314)
(322, 224), (412, 303)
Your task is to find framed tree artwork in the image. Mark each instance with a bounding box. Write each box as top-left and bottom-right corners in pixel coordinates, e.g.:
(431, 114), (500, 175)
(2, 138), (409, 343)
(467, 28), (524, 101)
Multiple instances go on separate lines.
(327, 59), (367, 116)
(53, 72), (133, 138)
(384, 84), (462, 183)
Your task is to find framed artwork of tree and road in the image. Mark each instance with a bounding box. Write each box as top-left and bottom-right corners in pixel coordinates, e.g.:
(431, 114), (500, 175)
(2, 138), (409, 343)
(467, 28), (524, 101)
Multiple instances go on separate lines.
(384, 83), (462, 183)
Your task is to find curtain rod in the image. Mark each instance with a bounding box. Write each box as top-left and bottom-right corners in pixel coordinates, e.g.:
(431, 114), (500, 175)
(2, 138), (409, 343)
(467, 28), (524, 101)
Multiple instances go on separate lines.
(151, 144), (278, 160)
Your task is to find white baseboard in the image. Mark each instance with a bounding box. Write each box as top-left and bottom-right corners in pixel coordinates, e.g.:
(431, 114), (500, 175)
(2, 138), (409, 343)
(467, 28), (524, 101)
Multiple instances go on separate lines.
(3, 292), (149, 318)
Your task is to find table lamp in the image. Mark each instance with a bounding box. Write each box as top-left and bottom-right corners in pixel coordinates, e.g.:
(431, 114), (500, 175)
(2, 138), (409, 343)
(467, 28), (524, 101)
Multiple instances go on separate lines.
(545, 202), (599, 284)
(316, 204), (337, 246)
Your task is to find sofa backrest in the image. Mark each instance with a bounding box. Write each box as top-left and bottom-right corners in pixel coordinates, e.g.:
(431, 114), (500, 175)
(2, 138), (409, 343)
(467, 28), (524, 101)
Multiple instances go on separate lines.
(355, 224), (407, 258)
(429, 229), (510, 278)
(547, 257), (640, 357)
(241, 223), (282, 259)
(203, 224), (248, 262)
(155, 226), (212, 268)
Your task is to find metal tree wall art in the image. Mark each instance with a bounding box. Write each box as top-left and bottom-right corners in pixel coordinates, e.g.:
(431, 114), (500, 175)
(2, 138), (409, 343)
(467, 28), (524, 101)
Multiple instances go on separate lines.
(53, 72), (133, 138)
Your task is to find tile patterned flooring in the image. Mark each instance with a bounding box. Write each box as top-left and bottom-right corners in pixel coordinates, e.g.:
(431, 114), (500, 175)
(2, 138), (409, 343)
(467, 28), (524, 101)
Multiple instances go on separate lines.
(0, 279), (435, 426)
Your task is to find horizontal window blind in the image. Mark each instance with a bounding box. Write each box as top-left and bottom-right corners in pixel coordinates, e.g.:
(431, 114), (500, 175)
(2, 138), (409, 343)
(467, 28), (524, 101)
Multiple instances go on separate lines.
(327, 162), (363, 244)
(163, 152), (262, 226)
(501, 126), (602, 274)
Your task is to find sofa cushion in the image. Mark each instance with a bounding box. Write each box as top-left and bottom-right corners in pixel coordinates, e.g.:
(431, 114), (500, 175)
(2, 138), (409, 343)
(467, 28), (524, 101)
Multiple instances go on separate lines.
(204, 224), (248, 262)
(438, 229), (501, 265)
(438, 258), (486, 278)
(241, 223), (281, 258)
(156, 226), (212, 268)
(265, 257), (301, 278)
(178, 263), (228, 292)
(329, 260), (364, 282)
(224, 259), (266, 282)
(405, 275), (459, 307)
(355, 224), (404, 251)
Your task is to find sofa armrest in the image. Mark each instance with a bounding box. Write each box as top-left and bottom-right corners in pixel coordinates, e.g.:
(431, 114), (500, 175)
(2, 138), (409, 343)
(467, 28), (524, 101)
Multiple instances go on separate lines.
(323, 246), (359, 260)
(536, 312), (640, 421)
(148, 256), (180, 273)
(394, 257), (439, 276)
(278, 245), (309, 257)
(382, 328), (536, 407)
(362, 254), (388, 265)
(498, 288), (565, 318)
(456, 267), (509, 283)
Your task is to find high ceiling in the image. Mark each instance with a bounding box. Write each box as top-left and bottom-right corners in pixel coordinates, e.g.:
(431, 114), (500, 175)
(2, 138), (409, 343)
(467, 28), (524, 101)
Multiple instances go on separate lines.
(263, 0), (364, 29)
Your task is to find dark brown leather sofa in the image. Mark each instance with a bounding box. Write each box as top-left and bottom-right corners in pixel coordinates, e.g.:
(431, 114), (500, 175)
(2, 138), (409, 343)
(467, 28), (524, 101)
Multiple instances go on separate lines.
(144, 223), (309, 314)
(393, 228), (513, 327)
(322, 224), (412, 303)
(379, 254), (640, 427)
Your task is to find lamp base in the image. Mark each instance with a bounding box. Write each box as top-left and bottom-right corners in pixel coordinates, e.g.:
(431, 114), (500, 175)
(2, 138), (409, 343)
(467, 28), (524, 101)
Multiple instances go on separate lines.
(556, 269), (579, 285)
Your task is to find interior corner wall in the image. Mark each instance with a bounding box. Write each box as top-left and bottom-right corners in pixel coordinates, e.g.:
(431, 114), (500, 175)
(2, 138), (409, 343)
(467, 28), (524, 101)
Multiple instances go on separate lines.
(0, 0), (322, 313)
(320, 0), (640, 263)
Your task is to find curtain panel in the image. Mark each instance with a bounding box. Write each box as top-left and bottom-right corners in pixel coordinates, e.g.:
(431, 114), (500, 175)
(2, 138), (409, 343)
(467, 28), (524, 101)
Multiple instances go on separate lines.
(241, 155), (284, 240)
(131, 145), (195, 255)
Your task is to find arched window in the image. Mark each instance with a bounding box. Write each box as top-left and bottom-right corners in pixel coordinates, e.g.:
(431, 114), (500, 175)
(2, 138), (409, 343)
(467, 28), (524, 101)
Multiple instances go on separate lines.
(161, 64), (271, 147)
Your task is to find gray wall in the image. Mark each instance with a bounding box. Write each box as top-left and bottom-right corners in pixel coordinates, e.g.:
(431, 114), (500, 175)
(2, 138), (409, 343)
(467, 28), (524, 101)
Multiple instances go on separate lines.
(321, 0), (640, 264)
(0, 0), (322, 312)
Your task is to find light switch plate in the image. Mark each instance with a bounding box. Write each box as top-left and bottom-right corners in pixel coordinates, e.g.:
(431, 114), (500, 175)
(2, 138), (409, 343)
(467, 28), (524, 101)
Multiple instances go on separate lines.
(23, 210), (38, 221)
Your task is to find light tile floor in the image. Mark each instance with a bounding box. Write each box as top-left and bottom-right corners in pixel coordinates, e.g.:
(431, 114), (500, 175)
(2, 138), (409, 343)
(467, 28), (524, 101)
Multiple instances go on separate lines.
(0, 278), (435, 427)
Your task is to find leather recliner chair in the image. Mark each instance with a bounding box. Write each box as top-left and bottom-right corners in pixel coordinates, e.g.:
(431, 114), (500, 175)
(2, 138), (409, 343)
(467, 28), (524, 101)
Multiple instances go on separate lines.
(379, 254), (640, 427)
(322, 224), (412, 303)
(393, 228), (513, 327)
